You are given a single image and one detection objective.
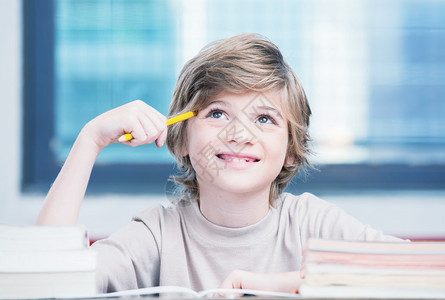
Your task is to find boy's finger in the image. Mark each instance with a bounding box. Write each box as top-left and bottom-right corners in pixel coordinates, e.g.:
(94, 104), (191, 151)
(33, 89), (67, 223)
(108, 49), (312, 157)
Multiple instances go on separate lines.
(122, 122), (146, 147)
(144, 107), (168, 132)
(155, 127), (168, 148)
(138, 115), (164, 145)
(151, 113), (168, 134)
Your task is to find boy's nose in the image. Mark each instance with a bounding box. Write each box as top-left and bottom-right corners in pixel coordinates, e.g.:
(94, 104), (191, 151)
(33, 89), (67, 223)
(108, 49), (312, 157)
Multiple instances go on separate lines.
(220, 117), (258, 145)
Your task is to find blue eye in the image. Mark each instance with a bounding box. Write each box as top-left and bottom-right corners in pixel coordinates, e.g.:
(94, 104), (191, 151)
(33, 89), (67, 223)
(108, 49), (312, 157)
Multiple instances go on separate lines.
(257, 114), (276, 124)
(207, 109), (226, 119)
(211, 110), (223, 118)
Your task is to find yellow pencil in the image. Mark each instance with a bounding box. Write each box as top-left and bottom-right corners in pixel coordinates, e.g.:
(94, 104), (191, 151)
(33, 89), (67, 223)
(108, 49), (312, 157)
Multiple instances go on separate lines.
(118, 111), (196, 142)
(166, 111), (196, 126)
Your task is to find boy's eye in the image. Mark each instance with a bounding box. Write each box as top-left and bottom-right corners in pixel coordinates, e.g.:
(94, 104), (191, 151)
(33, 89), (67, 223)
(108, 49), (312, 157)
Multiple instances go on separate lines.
(206, 109), (227, 119)
(211, 111), (223, 118)
(256, 114), (276, 124)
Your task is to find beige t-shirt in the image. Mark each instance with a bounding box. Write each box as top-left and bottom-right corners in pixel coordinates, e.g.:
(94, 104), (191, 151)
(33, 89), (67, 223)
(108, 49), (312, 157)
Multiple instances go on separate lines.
(92, 192), (401, 293)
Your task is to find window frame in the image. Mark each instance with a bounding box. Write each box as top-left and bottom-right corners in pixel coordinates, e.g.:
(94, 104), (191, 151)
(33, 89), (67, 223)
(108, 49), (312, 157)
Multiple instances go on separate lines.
(22, 0), (445, 195)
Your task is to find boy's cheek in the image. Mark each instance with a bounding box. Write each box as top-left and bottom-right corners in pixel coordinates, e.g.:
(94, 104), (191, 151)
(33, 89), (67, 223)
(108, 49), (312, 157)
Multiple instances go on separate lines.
(200, 119), (228, 129)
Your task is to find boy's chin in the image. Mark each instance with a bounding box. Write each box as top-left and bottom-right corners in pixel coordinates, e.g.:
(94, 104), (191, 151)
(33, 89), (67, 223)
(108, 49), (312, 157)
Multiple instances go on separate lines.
(210, 175), (272, 195)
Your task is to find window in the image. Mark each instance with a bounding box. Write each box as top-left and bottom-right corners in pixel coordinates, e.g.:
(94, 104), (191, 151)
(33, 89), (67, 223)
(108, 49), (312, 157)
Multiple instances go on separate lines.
(23, 0), (445, 195)
(24, 0), (179, 194)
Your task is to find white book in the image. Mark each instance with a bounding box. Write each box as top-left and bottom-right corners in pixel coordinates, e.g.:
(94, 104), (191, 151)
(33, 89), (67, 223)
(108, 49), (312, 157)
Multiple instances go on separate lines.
(301, 238), (445, 299)
(299, 284), (445, 299)
(304, 238), (445, 255)
(1, 284), (300, 299)
(0, 225), (89, 251)
(80, 286), (301, 299)
(305, 263), (445, 276)
(304, 272), (445, 288)
(0, 271), (96, 299)
(0, 249), (96, 272)
(0, 225), (96, 299)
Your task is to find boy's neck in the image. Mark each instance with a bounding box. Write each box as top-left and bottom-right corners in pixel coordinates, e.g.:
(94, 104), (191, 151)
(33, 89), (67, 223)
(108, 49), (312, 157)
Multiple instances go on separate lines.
(198, 186), (271, 228)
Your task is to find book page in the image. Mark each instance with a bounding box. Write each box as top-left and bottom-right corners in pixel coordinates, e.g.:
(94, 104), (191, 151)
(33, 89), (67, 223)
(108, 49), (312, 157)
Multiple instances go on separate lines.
(65, 286), (300, 299)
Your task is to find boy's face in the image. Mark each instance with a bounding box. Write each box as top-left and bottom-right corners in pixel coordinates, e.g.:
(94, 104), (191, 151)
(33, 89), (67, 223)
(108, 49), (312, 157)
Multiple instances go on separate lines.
(185, 90), (289, 197)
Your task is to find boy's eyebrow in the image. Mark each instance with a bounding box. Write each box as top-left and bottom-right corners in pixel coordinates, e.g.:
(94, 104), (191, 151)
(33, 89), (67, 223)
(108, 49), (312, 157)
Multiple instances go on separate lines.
(251, 105), (284, 120)
(206, 100), (230, 107)
(206, 100), (284, 120)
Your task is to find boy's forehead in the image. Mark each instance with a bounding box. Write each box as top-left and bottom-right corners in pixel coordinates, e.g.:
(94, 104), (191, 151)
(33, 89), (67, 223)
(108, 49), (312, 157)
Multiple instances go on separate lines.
(205, 90), (284, 111)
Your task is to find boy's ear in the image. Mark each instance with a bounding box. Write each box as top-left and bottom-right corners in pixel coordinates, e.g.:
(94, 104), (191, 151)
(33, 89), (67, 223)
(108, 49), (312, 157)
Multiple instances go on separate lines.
(284, 154), (295, 167)
(179, 144), (189, 157)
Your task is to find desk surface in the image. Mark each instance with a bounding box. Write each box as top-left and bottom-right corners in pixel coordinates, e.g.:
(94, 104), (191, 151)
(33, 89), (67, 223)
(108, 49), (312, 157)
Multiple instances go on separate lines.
(61, 297), (445, 300)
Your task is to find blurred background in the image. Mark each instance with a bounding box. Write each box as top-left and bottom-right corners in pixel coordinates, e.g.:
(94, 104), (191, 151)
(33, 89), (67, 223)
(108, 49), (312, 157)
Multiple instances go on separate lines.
(1, 0), (444, 240)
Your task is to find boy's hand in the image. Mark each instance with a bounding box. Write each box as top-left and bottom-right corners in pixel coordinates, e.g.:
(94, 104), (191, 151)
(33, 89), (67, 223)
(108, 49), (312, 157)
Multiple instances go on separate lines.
(82, 100), (168, 150)
(36, 100), (167, 225)
(218, 270), (303, 294)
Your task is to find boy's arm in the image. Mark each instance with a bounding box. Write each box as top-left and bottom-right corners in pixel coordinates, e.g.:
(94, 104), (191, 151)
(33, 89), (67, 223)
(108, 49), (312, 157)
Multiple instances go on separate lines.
(36, 128), (102, 225)
(36, 100), (168, 225)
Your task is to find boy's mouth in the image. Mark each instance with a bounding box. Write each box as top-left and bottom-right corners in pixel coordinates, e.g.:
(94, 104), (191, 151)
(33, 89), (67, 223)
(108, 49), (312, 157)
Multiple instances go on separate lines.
(215, 153), (261, 163)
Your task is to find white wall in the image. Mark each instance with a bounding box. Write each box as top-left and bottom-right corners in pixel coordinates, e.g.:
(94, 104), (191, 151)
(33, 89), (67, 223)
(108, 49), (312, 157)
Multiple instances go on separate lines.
(1, 0), (23, 224)
(0, 0), (169, 238)
(1, 0), (444, 240)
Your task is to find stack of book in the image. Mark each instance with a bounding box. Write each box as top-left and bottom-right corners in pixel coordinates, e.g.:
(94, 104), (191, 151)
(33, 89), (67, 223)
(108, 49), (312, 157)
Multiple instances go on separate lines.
(299, 238), (445, 298)
(0, 225), (96, 299)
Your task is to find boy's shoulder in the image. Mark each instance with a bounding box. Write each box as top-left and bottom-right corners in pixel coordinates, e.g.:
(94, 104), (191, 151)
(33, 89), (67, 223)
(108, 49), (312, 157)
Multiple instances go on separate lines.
(278, 192), (338, 215)
(133, 201), (198, 230)
(133, 202), (182, 223)
(279, 192), (332, 206)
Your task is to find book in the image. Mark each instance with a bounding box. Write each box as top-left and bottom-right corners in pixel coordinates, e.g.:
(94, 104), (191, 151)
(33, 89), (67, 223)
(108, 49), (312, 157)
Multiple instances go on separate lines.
(299, 238), (445, 299)
(0, 225), (89, 251)
(304, 238), (445, 254)
(79, 286), (301, 299)
(299, 285), (445, 299)
(0, 225), (96, 299)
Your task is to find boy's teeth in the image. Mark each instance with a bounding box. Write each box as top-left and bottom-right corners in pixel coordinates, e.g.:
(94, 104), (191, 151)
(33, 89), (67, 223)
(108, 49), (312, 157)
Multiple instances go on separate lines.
(230, 157), (250, 163)
(217, 154), (253, 163)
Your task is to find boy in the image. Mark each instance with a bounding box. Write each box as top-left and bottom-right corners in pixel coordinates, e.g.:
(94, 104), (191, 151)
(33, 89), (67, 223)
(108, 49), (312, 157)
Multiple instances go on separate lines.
(37, 33), (401, 293)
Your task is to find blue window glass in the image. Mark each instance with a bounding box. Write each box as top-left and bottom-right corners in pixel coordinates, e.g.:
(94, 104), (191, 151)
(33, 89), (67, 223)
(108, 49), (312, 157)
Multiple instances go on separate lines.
(23, 0), (445, 194)
(54, 0), (177, 164)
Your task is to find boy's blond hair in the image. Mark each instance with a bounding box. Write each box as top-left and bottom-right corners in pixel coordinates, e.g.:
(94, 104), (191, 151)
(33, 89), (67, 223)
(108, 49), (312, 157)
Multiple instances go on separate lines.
(166, 33), (311, 205)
